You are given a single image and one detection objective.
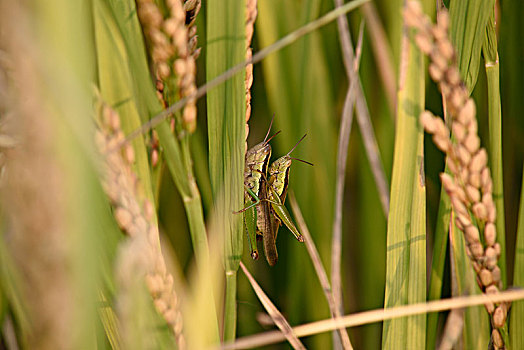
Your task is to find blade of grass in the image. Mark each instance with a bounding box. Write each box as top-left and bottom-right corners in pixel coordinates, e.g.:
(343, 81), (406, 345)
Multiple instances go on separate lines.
(334, 0), (390, 218)
(97, 291), (122, 350)
(361, 2), (397, 114)
(93, 0), (154, 206)
(382, 2), (426, 348)
(448, 0), (496, 91)
(223, 289), (524, 349)
(330, 18), (364, 349)
(206, 0), (246, 341)
(289, 193), (353, 349)
(483, 10), (506, 288)
(240, 262), (305, 349)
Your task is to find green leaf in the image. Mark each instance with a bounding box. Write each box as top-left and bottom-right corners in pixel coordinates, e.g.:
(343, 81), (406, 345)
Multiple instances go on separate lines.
(206, 0), (246, 341)
(448, 0), (496, 91)
(483, 10), (506, 287)
(93, 0), (154, 206)
(382, 5), (426, 348)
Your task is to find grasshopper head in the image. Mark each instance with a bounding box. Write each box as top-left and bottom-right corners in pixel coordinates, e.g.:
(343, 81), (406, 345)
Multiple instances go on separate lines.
(268, 156), (292, 176)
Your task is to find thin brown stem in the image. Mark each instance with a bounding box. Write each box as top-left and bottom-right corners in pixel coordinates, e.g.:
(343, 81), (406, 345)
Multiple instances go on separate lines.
(239, 262), (305, 350)
(289, 194), (353, 350)
(330, 19), (365, 350)
(333, 0), (390, 219)
(361, 2), (396, 113)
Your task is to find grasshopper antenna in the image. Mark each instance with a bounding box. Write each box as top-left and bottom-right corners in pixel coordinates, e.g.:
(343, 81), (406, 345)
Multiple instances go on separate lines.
(264, 129), (281, 145)
(289, 157), (314, 166)
(263, 113), (276, 143)
(286, 133), (308, 156)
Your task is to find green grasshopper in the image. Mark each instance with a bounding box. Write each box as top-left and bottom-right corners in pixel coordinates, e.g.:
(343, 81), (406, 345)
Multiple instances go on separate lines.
(238, 119), (279, 260)
(262, 134), (313, 266)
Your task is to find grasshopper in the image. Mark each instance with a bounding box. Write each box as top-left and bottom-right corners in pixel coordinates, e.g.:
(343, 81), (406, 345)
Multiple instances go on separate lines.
(239, 118), (279, 260)
(263, 134), (313, 265)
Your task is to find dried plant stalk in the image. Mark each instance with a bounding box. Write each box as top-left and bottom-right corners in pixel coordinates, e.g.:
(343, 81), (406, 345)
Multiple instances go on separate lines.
(95, 102), (185, 349)
(137, 0), (200, 133)
(404, 2), (507, 348)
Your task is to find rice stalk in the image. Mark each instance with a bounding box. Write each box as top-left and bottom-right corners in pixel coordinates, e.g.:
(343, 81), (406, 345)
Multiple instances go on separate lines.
(137, 0), (200, 133)
(405, 2), (508, 347)
(483, 9), (506, 288)
(95, 101), (185, 348)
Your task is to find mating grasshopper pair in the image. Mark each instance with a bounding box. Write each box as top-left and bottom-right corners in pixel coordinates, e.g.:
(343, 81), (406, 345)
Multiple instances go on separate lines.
(239, 119), (312, 266)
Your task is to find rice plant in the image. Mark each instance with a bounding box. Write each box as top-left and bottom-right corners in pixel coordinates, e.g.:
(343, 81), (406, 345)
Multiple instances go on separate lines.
(0, 0), (523, 349)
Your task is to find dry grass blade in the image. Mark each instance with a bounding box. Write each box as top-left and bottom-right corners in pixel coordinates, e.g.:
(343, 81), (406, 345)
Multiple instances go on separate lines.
(123, 0), (369, 144)
(331, 22), (365, 349)
(361, 2), (396, 113)
(333, 0), (390, 217)
(239, 262), (305, 350)
(221, 289), (524, 349)
(289, 193), (353, 349)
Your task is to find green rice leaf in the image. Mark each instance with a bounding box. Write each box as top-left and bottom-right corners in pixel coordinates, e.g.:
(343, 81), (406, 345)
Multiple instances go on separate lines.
(483, 10), (506, 287)
(382, 4), (426, 348)
(206, 0), (246, 341)
(448, 0), (496, 91)
(93, 0), (154, 205)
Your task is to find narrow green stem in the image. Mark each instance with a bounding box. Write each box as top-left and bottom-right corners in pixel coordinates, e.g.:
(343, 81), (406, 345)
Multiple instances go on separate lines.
(485, 60), (506, 287)
(483, 11), (506, 287)
(224, 272), (238, 342)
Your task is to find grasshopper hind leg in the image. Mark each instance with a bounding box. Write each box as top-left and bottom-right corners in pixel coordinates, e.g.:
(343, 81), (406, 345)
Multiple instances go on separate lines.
(244, 204), (259, 260)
